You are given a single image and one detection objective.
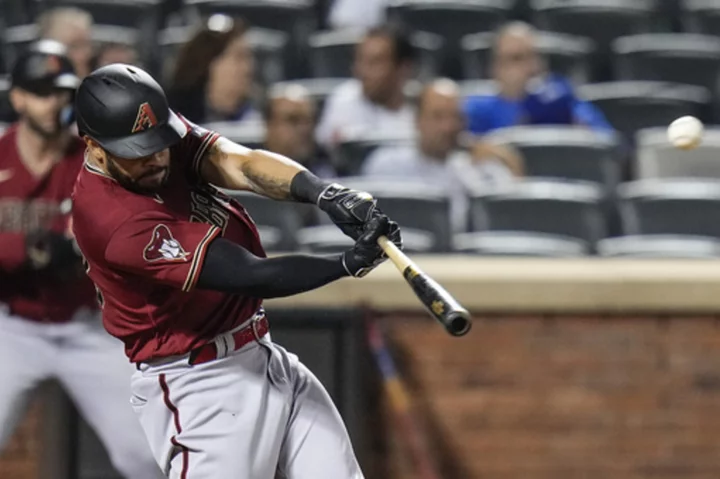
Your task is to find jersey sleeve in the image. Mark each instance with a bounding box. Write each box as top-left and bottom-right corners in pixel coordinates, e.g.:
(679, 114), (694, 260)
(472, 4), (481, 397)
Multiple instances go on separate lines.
(173, 113), (221, 185)
(105, 212), (221, 292)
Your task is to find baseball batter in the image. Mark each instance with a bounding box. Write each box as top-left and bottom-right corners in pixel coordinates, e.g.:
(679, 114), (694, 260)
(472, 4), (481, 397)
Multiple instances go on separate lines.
(71, 63), (402, 478)
(0, 43), (162, 477)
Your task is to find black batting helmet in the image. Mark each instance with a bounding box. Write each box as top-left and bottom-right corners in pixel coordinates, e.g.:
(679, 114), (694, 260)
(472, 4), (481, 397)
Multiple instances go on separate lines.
(11, 40), (80, 96)
(75, 63), (186, 159)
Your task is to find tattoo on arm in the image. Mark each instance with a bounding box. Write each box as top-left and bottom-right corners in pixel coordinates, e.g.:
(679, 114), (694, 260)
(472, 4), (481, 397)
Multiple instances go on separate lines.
(243, 169), (293, 200)
(241, 150), (305, 200)
(204, 140), (303, 200)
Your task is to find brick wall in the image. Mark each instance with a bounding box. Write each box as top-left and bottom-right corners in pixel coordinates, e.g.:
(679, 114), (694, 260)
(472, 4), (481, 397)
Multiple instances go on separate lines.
(375, 314), (720, 479)
(0, 398), (41, 479)
(4, 314), (720, 479)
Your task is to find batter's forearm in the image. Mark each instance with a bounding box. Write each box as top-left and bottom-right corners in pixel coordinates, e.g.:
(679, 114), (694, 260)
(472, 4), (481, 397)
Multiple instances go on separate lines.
(196, 238), (349, 298)
(204, 141), (319, 200)
(241, 150), (309, 201)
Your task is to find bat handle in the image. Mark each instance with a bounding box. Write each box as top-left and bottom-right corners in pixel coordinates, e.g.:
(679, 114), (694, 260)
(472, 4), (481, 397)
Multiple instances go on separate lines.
(377, 235), (411, 270)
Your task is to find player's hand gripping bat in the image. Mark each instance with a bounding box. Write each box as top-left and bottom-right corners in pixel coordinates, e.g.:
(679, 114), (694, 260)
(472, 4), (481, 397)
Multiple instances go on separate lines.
(377, 236), (471, 337)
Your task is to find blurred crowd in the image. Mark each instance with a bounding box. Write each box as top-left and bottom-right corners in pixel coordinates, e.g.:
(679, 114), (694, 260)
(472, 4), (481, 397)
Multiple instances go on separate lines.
(2, 0), (720, 256)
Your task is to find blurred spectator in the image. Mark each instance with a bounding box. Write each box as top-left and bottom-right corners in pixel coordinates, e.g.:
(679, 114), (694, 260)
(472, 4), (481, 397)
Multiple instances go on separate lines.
(328, 0), (388, 29)
(0, 41), (162, 478)
(91, 43), (139, 70)
(264, 83), (335, 179)
(37, 7), (94, 78)
(363, 79), (515, 232)
(464, 21), (613, 135)
(316, 25), (416, 150)
(168, 15), (260, 124)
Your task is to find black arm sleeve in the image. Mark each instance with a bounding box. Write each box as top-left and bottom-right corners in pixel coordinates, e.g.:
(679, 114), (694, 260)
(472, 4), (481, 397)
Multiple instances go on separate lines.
(289, 170), (331, 204)
(196, 238), (348, 298)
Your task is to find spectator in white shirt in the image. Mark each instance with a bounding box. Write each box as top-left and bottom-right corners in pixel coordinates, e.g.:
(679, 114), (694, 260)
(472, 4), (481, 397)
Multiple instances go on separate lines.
(328, 0), (388, 30)
(316, 25), (416, 150)
(362, 79), (517, 232)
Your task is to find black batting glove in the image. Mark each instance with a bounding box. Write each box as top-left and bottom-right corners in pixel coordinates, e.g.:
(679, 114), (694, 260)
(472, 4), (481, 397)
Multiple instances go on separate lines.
(341, 215), (403, 278)
(318, 183), (382, 240)
(25, 229), (80, 273)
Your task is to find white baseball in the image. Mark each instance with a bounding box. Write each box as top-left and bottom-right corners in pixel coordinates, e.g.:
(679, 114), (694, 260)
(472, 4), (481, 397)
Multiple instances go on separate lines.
(667, 116), (704, 150)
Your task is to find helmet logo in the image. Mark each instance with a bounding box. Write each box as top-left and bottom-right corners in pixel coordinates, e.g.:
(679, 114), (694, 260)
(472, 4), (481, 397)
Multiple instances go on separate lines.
(46, 56), (61, 73)
(132, 102), (158, 133)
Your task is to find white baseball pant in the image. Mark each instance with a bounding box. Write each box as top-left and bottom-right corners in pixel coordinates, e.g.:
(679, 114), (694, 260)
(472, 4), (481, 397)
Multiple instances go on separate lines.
(131, 332), (364, 479)
(0, 305), (163, 479)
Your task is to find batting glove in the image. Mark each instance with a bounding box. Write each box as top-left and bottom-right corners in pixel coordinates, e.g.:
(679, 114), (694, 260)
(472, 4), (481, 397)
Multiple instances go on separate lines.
(342, 215), (402, 278)
(317, 183), (385, 241)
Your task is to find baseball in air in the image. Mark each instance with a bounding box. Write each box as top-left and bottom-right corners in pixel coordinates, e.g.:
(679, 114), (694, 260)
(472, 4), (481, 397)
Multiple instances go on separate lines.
(667, 116), (704, 150)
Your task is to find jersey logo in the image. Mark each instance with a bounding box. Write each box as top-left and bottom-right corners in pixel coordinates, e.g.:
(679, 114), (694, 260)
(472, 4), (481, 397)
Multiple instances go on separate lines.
(132, 102), (158, 133)
(143, 225), (190, 262)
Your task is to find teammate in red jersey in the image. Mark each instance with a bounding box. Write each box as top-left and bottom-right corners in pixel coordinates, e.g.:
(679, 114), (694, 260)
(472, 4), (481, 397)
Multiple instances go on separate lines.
(71, 63), (402, 478)
(0, 43), (162, 478)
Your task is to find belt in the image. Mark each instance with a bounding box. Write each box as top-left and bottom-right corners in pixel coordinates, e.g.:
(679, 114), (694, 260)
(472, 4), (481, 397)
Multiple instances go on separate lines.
(188, 312), (269, 365)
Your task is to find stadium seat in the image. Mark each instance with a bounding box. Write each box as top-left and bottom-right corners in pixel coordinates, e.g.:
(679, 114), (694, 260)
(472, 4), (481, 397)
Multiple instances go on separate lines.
(336, 178), (454, 252)
(484, 126), (622, 194)
(185, 0), (316, 35)
(618, 178), (720, 238)
(335, 131), (414, 177)
(388, 0), (513, 40)
(468, 179), (607, 246)
(457, 79), (499, 98)
(201, 121), (266, 150)
(228, 191), (309, 251)
(269, 78), (346, 114)
(184, 0), (317, 78)
(0, 0), (37, 29)
(44, 0), (163, 67)
(681, 0), (720, 36)
(636, 127), (720, 179)
(531, 0), (654, 53)
(578, 82), (710, 144)
(297, 225), (435, 254)
(1, 24), (37, 73)
(612, 34), (720, 91)
(308, 29), (443, 81)
(454, 231), (590, 256)
(3, 24), (140, 73)
(45, 0), (164, 28)
(461, 31), (594, 84)
(158, 25), (289, 85)
(597, 234), (720, 258)
(387, 0), (514, 78)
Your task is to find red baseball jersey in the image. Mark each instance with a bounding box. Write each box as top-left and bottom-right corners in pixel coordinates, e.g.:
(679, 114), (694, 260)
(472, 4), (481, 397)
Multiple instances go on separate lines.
(0, 125), (97, 323)
(71, 117), (265, 363)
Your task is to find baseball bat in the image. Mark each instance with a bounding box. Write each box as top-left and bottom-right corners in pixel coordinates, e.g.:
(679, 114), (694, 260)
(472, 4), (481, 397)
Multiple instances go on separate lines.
(377, 236), (471, 337)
